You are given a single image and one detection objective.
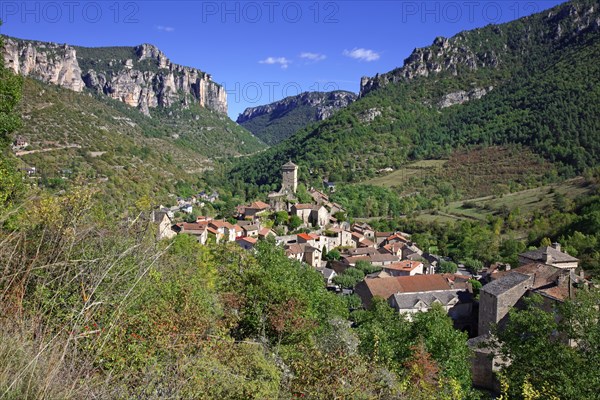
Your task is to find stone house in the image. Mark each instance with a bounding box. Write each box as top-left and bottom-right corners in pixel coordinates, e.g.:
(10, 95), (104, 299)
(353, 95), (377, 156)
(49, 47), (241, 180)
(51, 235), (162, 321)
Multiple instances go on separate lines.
(291, 204), (329, 228)
(209, 220), (236, 242)
(309, 188), (329, 205)
(297, 232), (318, 247)
(389, 289), (472, 321)
(258, 228), (275, 240)
(237, 236), (257, 250)
(174, 221), (208, 245)
(379, 242), (405, 257)
(285, 244), (304, 262)
(292, 204), (314, 225)
(12, 135), (28, 149)
(152, 211), (176, 241)
(303, 246), (322, 268)
(354, 274), (471, 312)
(318, 267), (337, 286)
(518, 243), (579, 271)
(347, 247), (380, 257)
(382, 260), (424, 277)
(352, 223), (375, 240)
(478, 272), (533, 335)
(243, 201), (270, 219)
(312, 205), (329, 228)
(470, 262), (581, 391)
(243, 225), (259, 237)
(375, 232), (393, 246)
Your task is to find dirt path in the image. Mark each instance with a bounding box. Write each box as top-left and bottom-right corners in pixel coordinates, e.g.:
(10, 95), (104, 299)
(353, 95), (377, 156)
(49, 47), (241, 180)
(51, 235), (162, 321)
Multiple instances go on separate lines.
(15, 144), (81, 156)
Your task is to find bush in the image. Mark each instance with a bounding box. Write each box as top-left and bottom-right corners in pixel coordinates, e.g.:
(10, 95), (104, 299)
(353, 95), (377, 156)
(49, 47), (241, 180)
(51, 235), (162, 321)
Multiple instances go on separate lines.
(439, 260), (458, 274)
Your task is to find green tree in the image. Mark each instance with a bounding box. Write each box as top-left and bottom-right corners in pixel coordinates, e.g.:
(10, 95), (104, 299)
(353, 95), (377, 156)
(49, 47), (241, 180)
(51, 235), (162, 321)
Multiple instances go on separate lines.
(325, 248), (341, 261)
(494, 295), (580, 399)
(0, 29), (24, 207)
(463, 258), (484, 273)
(439, 261), (458, 274)
(355, 260), (381, 275)
(273, 210), (289, 226)
(411, 304), (472, 390)
(288, 215), (302, 230)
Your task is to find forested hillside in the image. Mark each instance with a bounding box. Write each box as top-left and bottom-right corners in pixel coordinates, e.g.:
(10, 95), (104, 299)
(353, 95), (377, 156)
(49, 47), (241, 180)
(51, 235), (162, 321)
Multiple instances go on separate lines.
(9, 76), (265, 207)
(237, 91), (356, 145)
(228, 0), (600, 195)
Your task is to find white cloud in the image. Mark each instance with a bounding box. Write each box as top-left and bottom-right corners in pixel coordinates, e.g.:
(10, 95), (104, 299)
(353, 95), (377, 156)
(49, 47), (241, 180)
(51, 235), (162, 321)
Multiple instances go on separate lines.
(300, 52), (326, 62)
(259, 56), (291, 69)
(156, 25), (175, 32)
(343, 48), (380, 62)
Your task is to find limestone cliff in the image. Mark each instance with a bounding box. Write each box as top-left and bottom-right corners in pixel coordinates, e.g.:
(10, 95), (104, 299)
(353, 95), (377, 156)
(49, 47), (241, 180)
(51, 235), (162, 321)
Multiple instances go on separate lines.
(237, 91), (356, 124)
(360, 1), (600, 100)
(2, 37), (227, 116)
(236, 91), (357, 145)
(3, 38), (85, 92)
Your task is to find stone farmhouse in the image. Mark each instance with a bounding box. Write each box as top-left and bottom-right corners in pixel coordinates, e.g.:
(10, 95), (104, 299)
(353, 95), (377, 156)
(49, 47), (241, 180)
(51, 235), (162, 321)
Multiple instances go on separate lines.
(354, 274), (473, 324)
(518, 242), (579, 271)
(468, 243), (584, 391)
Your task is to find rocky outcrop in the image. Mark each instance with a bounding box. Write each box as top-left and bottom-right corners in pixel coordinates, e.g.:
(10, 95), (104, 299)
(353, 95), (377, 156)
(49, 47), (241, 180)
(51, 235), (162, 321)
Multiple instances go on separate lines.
(438, 87), (493, 108)
(360, 35), (497, 96)
(2, 37), (227, 116)
(3, 38), (85, 92)
(358, 108), (382, 123)
(236, 90), (357, 145)
(360, 1), (600, 97)
(237, 91), (356, 124)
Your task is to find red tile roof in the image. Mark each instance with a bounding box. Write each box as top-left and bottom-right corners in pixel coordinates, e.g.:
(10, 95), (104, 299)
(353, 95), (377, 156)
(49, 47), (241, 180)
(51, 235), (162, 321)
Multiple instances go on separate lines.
(297, 233), (314, 241)
(285, 244), (304, 255)
(364, 274), (455, 299)
(358, 238), (376, 247)
(179, 222), (208, 231)
(376, 232), (393, 237)
(249, 201), (270, 210)
(384, 260), (423, 272)
(259, 228), (273, 237)
(386, 233), (410, 243)
(209, 220), (234, 229)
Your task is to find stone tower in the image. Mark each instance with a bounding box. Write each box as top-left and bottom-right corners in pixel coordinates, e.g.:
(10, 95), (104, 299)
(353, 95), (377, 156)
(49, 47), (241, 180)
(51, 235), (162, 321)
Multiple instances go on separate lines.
(281, 160), (298, 194)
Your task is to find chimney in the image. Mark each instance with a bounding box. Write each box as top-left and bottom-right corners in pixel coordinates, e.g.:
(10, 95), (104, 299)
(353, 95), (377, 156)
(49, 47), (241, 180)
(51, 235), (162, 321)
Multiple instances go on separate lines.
(544, 253), (553, 265)
(552, 242), (561, 252)
(557, 271), (569, 288)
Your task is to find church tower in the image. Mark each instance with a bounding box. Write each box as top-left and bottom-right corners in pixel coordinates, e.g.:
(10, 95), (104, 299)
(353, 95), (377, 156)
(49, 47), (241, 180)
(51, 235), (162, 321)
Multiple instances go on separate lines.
(281, 160), (298, 194)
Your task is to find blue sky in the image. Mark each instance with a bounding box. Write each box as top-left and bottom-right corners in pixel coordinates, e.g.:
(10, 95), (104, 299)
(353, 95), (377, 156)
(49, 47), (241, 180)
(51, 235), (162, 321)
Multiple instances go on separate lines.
(1, 0), (565, 119)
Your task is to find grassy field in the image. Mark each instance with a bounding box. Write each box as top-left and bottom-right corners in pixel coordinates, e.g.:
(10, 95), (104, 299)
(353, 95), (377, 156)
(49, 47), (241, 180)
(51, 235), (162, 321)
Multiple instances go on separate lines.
(363, 146), (554, 199)
(417, 177), (593, 223)
(364, 160), (448, 188)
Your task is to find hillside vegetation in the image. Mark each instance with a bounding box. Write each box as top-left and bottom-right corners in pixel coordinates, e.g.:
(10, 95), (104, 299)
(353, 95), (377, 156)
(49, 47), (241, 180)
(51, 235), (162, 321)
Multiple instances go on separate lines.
(13, 77), (264, 207)
(237, 91), (356, 145)
(228, 0), (600, 197)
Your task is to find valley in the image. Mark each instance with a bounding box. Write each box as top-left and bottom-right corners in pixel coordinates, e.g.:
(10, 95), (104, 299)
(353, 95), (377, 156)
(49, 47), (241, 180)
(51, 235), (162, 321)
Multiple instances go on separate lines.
(1, 0), (600, 398)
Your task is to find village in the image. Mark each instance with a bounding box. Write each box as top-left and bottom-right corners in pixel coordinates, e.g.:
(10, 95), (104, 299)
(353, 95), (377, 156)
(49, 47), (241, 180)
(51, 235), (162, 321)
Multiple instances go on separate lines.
(153, 161), (590, 392)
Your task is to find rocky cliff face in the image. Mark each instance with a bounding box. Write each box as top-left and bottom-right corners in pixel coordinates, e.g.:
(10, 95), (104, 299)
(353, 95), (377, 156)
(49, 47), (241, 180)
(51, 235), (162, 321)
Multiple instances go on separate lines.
(236, 90), (357, 145)
(2, 37), (227, 116)
(360, 1), (600, 99)
(3, 38), (85, 92)
(437, 87), (493, 108)
(359, 35), (496, 97)
(237, 91), (356, 124)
